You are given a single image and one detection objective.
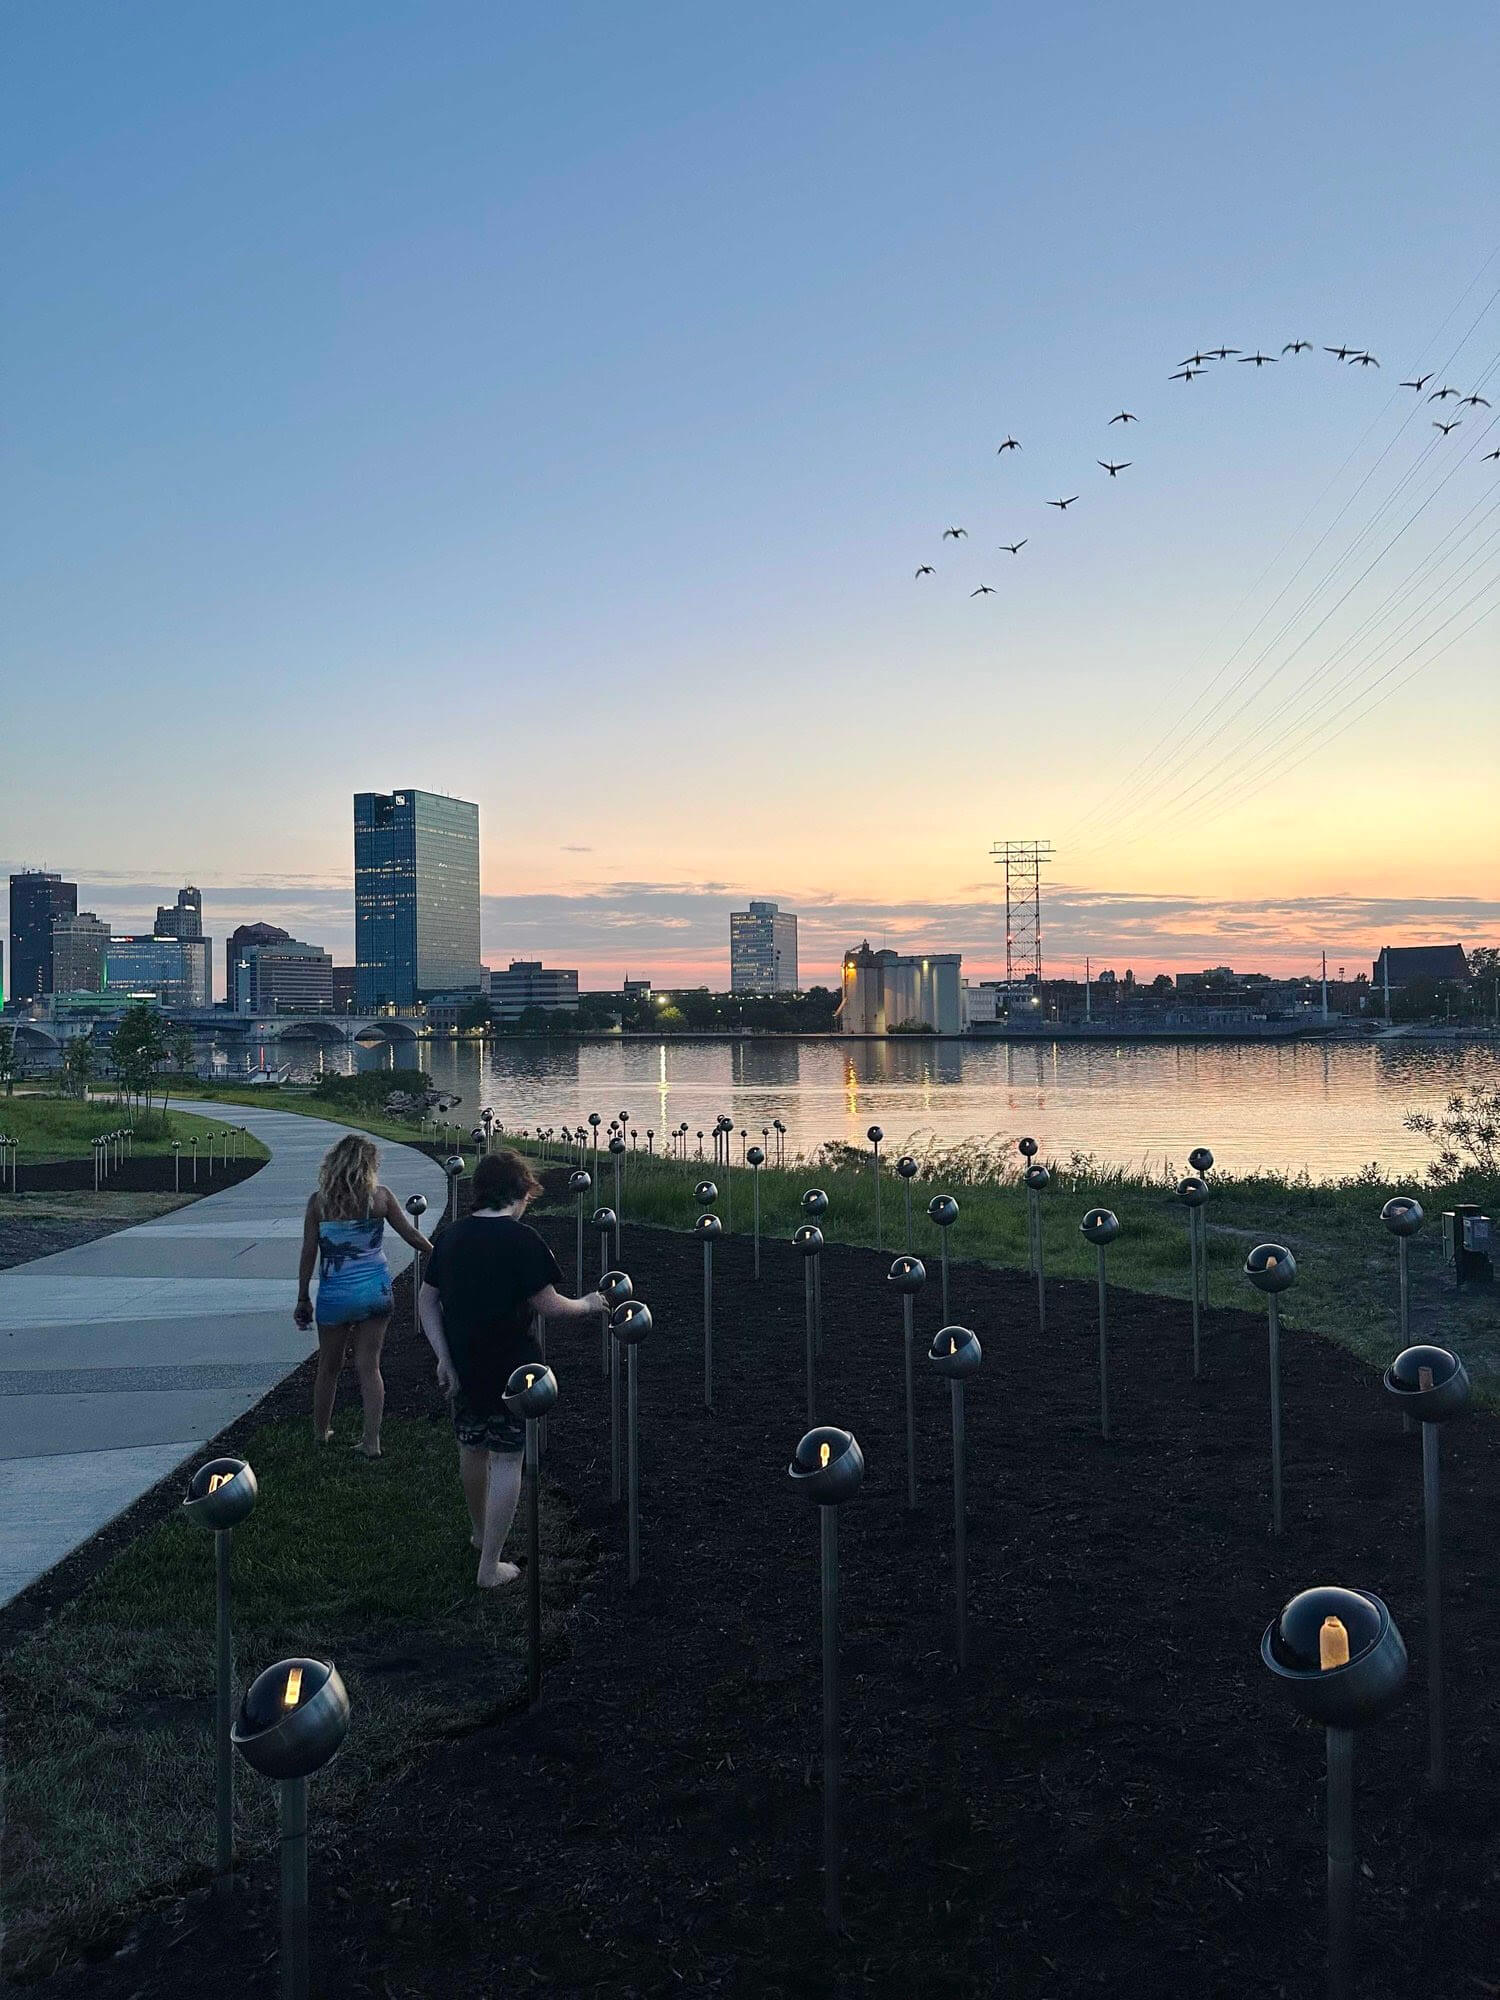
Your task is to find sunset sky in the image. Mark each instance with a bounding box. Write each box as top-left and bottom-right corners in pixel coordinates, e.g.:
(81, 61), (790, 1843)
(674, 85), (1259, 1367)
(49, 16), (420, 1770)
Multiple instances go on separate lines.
(4, 4), (1497, 991)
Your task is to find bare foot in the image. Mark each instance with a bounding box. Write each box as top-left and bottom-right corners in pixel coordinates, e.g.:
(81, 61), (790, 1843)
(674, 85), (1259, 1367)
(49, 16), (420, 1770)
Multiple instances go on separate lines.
(476, 1560), (520, 1590)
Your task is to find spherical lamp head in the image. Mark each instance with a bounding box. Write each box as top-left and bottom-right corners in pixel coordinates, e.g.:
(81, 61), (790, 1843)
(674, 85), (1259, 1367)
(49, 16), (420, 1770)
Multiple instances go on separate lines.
(502, 1361), (559, 1420)
(887, 1254), (926, 1295)
(184, 1456), (258, 1532)
(788, 1426), (865, 1504)
(1245, 1243), (1297, 1293)
(232, 1658), (351, 1780)
(1261, 1587), (1407, 1728)
(928, 1325), (983, 1378)
(1080, 1206), (1120, 1246)
(1382, 1344), (1470, 1424)
(927, 1194), (959, 1229)
(1381, 1195), (1424, 1238)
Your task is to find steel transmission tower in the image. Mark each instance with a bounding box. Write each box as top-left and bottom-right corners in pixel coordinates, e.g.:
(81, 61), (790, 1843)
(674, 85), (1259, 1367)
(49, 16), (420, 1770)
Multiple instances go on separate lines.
(990, 840), (1055, 983)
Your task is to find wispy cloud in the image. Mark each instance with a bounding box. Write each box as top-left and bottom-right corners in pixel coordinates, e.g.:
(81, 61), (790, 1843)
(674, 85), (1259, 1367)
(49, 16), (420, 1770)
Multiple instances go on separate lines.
(6, 864), (1495, 989)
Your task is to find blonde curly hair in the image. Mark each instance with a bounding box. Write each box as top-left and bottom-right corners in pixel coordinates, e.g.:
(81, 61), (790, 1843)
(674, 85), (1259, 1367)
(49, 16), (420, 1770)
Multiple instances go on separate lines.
(317, 1134), (380, 1221)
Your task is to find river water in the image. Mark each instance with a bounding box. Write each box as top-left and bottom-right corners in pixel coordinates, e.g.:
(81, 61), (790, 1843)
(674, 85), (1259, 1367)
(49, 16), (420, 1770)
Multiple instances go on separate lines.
(234, 1036), (1500, 1181)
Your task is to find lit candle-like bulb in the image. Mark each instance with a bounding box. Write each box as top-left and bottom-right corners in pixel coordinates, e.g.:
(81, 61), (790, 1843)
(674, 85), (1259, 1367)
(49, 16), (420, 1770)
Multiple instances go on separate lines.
(525, 1372), (535, 1389)
(207, 1471), (231, 1493)
(819, 1441), (831, 1468)
(1319, 1617), (1350, 1671)
(283, 1666), (304, 1708)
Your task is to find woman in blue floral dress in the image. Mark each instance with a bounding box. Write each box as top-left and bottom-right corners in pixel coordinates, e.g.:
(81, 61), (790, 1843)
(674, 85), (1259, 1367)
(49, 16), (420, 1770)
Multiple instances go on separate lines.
(295, 1134), (433, 1457)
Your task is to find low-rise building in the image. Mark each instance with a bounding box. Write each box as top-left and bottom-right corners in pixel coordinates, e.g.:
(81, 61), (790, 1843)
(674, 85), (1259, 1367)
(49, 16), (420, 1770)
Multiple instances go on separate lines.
(105, 935), (210, 1009)
(840, 942), (966, 1035)
(486, 960), (581, 1024)
(232, 936), (334, 1014)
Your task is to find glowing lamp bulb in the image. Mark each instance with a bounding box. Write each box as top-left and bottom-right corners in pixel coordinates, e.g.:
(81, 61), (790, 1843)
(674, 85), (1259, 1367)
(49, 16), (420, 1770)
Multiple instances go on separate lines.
(207, 1471), (232, 1494)
(819, 1441), (831, 1469)
(1319, 1617), (1350, 1671)
(525, 1373), (535, 1389)
(283, 1666), (304, 1708)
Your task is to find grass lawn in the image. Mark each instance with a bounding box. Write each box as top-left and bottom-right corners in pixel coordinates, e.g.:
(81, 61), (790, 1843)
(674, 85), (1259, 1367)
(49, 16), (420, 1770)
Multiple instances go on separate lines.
(0, 1095), (271, 1164)
(533, 1142), (1500, 1397)
(0, 1412), (590, 1974)
(169, 1079), (434, 1151)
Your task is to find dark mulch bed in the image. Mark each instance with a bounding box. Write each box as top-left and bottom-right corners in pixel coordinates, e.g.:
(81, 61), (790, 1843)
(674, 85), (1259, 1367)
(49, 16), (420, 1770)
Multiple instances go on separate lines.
(20, 1185), (1500, 1998)
(7, 1157), (264, 1196)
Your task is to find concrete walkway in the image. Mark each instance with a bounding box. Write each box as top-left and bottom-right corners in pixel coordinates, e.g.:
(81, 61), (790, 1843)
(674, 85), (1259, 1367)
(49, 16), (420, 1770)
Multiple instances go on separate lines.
(0, 1102), (448, 1606)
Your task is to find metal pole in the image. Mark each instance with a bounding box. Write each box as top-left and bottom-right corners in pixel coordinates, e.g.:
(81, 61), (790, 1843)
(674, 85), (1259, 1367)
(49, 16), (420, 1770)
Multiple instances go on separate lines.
(951, 1378), (967, 1671)
(1326, 1725), (1354, 2000)
(904, 1176), (913, 1252)
(215, 1528), (234, 1889)
(703, 1239), (713, 1410)
(1188, 1214), (1202, 1379)
(599, 1234), (610, 1375)
(174, 1147), (181, 1194)
(1268, 1294), (1283, 1537)
(1398, 1237), (1413, 1436)
(575, 1194), (584, 1297)
(804, 1259), (816, 1427)
(627, 1344), (640, 1586)
(1097, 1243), (1110, 1441)
(613, 1149), (622, 1236)
(753, 1167), (761, 1279)
(1197, 1207), (1209, 1313)
(814, 1250), (823, 1356)
(940, 1234), (950, 1327)
(1026, 1186), (1037, 1276)
(610, 1319), (622, 1503)
(1035, 1203), (1046, 1334)
(1423, 1420), (1444, 1790)
(902, 1294), (917, 1509)
(820, 1504), (841, 1934)
(872, 1142), (882, 1250)
(280, 1776), (309, 2000)
(526, 1417), (542, 1705)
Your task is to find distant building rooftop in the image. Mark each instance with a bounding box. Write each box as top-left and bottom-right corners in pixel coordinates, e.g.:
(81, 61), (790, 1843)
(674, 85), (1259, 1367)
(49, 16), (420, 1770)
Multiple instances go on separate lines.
(1373, 944), (1469, 987)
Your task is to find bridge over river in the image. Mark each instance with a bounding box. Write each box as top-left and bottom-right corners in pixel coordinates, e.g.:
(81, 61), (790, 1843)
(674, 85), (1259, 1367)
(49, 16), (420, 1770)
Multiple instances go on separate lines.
(12, 1010), (434, 1052)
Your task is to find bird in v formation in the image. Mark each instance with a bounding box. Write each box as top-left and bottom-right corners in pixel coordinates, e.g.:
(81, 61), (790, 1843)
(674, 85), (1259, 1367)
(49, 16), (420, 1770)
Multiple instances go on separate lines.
(922, 324), (1492, 594)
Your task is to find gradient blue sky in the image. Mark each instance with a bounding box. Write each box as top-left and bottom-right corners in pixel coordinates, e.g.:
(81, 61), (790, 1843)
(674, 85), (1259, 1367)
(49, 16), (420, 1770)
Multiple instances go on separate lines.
(3, 3), (1496, 989)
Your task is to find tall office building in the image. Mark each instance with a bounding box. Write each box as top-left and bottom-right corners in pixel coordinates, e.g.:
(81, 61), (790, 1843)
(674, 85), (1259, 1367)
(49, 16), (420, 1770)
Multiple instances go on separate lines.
(354, 789), (482, 1009)
(154, 886), (211, 997)
(52, 913), (111, 996)
(9, 871), (78, 999)
(730, 900), (799, 995)
(105, 935), (210, 1009)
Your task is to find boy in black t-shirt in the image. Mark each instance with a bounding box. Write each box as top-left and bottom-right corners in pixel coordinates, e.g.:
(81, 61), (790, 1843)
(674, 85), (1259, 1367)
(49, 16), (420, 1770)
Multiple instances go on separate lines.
(420, 1149), (606, 1588)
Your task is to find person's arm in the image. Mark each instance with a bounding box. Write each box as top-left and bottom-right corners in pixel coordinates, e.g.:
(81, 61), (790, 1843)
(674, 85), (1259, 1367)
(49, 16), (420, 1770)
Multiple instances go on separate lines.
(418, 1281), (458, 1396)
(294, 1197), (319, 1329)
(529, 1282), (606, 1323)
(377, 1185), (435, 1257)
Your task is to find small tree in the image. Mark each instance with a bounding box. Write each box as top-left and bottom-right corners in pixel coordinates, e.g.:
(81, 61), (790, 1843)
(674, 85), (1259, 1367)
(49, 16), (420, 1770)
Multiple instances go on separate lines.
(171, 1026), (195, 1076)
(110, 1003), (169, 1119)
(1405, 1085), (1500, 1191)
(0, 1024), (14, 1096)
(62, 1034), (96, 1099)
(459, 997), (493, 1034)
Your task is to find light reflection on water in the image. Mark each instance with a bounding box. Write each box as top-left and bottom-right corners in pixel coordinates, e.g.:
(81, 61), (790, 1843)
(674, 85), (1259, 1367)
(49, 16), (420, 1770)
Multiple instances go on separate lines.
(228, 1035), (1500, 1180)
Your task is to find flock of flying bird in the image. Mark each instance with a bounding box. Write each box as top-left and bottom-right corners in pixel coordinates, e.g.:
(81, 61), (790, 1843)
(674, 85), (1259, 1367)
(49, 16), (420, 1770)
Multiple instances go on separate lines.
(918, 340), (1500, 597)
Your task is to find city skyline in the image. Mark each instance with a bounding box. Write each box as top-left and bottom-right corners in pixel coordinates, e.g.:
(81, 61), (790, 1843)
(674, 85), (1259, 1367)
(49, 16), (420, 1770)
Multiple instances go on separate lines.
(3, 6), (1496, 976)
(5, 851), (1495, 997)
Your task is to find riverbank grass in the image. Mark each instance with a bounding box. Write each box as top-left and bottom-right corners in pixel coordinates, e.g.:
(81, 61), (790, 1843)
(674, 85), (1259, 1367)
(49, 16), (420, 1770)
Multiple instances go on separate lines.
(0, 1096), (271, 1165)
(0, 1413), (589, 1975)
(532, 1143), (1500, 1397)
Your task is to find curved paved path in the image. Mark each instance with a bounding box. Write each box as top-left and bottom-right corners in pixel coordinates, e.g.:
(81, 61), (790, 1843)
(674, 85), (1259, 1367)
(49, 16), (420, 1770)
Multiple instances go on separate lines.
(0, 1102), (448, 1605)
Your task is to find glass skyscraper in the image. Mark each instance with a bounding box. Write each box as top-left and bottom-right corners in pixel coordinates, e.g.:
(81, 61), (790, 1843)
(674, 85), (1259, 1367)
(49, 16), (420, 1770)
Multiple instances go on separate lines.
(354, 789), (481, 1009)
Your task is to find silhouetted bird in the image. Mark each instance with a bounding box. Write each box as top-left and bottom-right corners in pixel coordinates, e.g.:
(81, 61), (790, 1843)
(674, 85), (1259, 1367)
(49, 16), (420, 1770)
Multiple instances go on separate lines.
(1239, 352), (1277, 366)
(996, 437), (1021, 453)
(1169, 368), (1202, 383)
(1433, 420), (1462, 435)
(1282, 340), (1312, 354)
(1047, 496), (1079, 510)
(1429, 386), (1460, 401)
(1207, 347), (1239, 359)
(1324, 345), (1357, 360)
(1460, 393), (1491, 408)
(915, 565), (935, 577)
(942, 526), (968, 539)
(1400, 374), (1433, 391)
(971, 585), (997, 596)
(1098, 460), (1131, 476)
(1352, 352), (1380, 367)
(1484, 448), (1500, 461)
(999, 540), (1028, 554)
(1109, 411), (1137, 424)
(1180, 352), (1211, 368)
